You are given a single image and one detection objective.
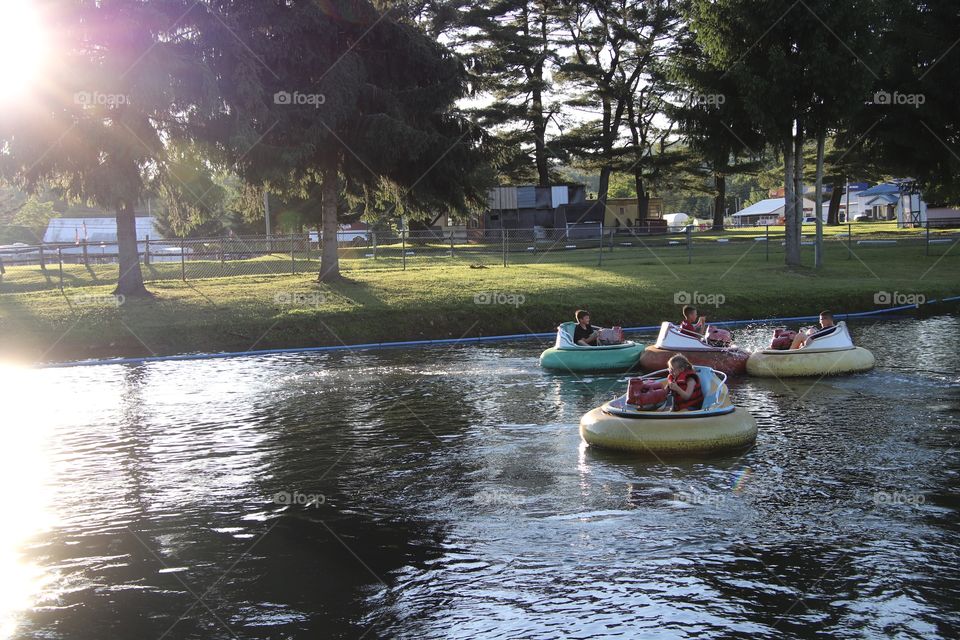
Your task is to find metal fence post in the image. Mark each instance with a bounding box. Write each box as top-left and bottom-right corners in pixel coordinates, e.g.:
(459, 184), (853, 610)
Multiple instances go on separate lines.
(926, 221), (930, 256)
(502, 227), (507, 267)
(144, 235), (151, 265)
(180, 238), (186, 281)
(220, 236), (226, 265)
(847, 222), (852, 260)
(57, 247), (64, 291)
(765, 225), (770, 261)
(82, 240), (89, 268)
(449, 230), (454, 258)
(39, 244), (46, 272)
(686, 226), (692, 264)
(291, 234), (295, 274)
(401, 227), (406, 271)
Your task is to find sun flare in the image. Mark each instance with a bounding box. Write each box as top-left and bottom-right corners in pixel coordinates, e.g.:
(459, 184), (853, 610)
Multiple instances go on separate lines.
(0, 1), (48, 102)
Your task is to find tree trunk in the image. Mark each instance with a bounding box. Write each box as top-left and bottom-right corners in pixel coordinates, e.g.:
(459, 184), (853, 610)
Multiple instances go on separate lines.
(531, 65), (549, 188)
(827, 177), (844, 225)
(634, 173), (649, 223)
(597, 165), (612, 206)
(113, 199), (149, 297)
(793, 123), (804, 244)
(592, 165), (612, 226)
(713, 172), (726, 230)
(783, 133), (800, 266)
(531, 9), (549, 187)
(318, 155), (340, 282)
(814, 130), (825, 268)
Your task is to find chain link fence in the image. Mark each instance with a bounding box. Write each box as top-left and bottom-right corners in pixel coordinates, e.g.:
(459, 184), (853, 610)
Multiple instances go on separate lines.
(1, 222), (958, 293)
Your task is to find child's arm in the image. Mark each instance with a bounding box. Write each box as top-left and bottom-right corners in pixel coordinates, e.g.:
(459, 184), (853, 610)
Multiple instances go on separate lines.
(673, 379), (695, 400)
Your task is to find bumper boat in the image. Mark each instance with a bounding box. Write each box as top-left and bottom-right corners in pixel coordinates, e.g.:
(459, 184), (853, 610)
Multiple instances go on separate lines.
(539, 322), (644, 373)
(640, 322), (750, 375)
(746, 321), (875, 377)
(579, 366), (757, 455)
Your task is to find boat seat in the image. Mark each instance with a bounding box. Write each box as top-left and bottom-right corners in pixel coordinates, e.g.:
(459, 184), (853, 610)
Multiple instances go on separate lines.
(694, 365), (721, 410)
(807, 325), (838, 341)
(555, 321), (578, 348)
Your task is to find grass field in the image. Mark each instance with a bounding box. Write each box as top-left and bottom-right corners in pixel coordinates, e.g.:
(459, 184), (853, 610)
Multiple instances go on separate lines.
(0, 239), (957, 363)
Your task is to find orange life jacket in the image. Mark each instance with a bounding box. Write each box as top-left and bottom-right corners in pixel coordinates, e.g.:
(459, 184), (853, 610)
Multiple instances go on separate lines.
(668, 370), (703, 411)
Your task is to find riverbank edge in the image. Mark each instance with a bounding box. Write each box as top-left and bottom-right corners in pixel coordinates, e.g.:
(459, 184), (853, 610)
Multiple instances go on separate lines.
(4, 285), (958, 366)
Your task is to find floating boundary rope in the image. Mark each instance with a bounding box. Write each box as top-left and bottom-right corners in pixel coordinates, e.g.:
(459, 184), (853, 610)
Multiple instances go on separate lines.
(37, 295), (960, 369)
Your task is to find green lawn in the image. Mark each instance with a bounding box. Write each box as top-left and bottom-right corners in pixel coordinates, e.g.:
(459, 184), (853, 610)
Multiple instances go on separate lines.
(0, 241), (957, 363)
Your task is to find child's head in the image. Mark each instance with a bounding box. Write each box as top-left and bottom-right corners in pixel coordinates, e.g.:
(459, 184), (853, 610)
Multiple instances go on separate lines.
(682, 305), (697, 322)
(668, 354), (693, 375)
(819, 310), (834, 327)
(575, 309), (590, 324)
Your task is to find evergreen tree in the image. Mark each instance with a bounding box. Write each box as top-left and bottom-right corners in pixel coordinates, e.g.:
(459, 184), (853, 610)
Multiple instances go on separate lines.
(459, 0), (562, 186)
(555, 0), (681, 217)
(199, 0), (490, 281)
(0, 0), (215, 296)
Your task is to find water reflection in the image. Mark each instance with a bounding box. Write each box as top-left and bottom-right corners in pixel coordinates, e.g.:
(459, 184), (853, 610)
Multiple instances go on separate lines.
(4, 315), (960, 639)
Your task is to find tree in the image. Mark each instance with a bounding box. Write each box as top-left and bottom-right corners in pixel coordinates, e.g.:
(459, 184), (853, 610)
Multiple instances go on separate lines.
(200, 0), (490, 282)
(0, 1), (214, 296)
(459, 0), (562, 186)
(556, 0), (682, 219)
(152, 144), (229, 238)
(851, 0), (960, 205)
(669, 18), (765, 230)
(12, 197), (58, 239)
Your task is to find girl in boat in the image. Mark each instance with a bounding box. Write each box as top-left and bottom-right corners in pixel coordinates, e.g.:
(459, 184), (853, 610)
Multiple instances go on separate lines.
(664, 354), (704, 411)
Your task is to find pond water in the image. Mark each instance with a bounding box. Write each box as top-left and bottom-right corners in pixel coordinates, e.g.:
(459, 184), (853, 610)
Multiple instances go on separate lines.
(2, 315), (959, 639)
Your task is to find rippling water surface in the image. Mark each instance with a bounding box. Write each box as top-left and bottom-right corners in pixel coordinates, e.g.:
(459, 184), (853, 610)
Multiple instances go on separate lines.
(2, 315), (959, 639)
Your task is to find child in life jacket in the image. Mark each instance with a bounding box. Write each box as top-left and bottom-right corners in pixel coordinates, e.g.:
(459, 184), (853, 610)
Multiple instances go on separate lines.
(679, 305), (706, 337)
(664, 354), (704, 411)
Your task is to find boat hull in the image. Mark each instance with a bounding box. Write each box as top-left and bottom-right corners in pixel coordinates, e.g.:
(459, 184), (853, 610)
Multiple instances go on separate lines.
(746, 346), (875, 377)
(539, 342), (644, 373)
(640, 345), (749, 376)
(579, 405), (757, 455)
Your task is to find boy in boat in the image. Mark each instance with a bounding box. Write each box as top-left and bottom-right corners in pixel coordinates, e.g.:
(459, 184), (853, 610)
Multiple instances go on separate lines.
(789, 310), (837, 349)
(663, 354), (703, 411)
(679, 305), (706, 337)
(573, 309), (601, 346)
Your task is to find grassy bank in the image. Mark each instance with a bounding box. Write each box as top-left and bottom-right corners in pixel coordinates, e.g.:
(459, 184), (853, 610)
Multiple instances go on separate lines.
(0, 243), (957, 363)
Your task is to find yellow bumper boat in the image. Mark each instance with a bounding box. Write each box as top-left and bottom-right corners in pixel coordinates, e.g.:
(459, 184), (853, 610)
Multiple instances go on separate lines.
(579, 367), (757, 455)
(746, 321), (875, 377)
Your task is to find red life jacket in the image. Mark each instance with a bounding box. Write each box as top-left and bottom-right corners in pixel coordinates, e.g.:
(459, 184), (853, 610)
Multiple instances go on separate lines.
(668, 370), (703, 411)
(679, 320), (701, 337)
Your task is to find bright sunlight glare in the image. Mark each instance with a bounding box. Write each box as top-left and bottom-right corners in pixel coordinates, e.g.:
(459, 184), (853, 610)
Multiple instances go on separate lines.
(0, 1), (47, 102)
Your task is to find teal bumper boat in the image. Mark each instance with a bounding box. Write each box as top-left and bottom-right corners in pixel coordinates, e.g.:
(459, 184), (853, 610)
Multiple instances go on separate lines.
(539, 322), (644, 373)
